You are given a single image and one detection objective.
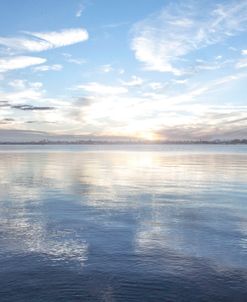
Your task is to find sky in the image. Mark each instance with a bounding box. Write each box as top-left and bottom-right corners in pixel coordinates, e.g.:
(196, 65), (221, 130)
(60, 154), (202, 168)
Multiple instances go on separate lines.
(0, 0), (247, 142)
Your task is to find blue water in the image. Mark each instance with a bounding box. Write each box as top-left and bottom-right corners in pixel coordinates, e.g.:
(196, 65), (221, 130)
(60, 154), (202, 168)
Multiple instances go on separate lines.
(0, 145), (246, 301)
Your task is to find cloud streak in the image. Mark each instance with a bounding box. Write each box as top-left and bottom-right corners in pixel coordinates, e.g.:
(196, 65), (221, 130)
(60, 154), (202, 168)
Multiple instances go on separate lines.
(33, 64), (63, 72)
(120, 75), (144, 87)
(11, 105), (55, 111)
(0, 28), (89, 53)
(0, 56), (46, 72)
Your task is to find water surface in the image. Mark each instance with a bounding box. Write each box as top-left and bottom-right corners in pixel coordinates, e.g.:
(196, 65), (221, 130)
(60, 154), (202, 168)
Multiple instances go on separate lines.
(0, 145), (246, 301)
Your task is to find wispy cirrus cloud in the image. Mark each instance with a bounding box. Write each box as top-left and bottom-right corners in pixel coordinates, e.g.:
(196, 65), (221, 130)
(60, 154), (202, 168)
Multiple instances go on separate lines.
(120, 75), (144, 87)
(131, 0), (247, 75)
(0, 56), (46, 72)
(0, 28), (89, 53)
(102, 22), (129, 29)
(33, 64), (63, 72)
(62, 53), (86, 65)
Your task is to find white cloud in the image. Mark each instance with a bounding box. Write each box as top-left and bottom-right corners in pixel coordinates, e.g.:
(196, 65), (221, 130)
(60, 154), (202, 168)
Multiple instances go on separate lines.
(131, 1), (247, 75)
(0, 80), (62, 129)
(118, 68), (125, 75)
(33, 64), (63, 72)
(31, 28), (88, 48)
(2, 69), (245, 140)
(0, 28), (89, 53)
(120, 75), (144, 87)
(148, 82), (163, 90)
(242, 49), (247, 55)
(172, 79), (188, 85)
(62, 53), (86, 65)
(229, 46), (238, 51)
(75, 82), (128, 95)
(102, 22), (129, 29)
(8, 79), (27, 90)
(7, 79), (43, 97)
(69, 74), (247, 140)
(235, 58), (247, 69)
(0, 87), (43, 103)
(100, 64), (113, 73)
(67, 58), (86, 65)
(132, 35), (183, 75)
(30, 82), (43, 89)
(0, 56), (46, 72)
(76, 3), (85, 17)
(9, 79), (43, 90)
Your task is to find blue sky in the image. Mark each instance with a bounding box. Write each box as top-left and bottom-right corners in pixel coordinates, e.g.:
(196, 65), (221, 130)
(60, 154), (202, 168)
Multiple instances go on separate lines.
(0, 0), (247, 141)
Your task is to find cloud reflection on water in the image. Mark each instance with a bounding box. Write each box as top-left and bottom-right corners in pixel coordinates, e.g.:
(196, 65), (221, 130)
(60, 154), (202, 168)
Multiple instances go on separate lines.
(0, 146), (246, 270)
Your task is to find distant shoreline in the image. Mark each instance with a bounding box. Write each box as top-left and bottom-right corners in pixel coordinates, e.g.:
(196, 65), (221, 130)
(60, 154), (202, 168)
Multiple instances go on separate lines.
(0, 140), (246, 145)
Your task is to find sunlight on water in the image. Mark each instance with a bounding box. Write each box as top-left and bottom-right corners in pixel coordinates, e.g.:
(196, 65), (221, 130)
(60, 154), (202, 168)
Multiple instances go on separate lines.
(0, 145), (246, 301)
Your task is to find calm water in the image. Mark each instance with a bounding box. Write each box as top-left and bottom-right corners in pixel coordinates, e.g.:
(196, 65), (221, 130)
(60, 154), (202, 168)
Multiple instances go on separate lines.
(0, 145), (246, 301)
